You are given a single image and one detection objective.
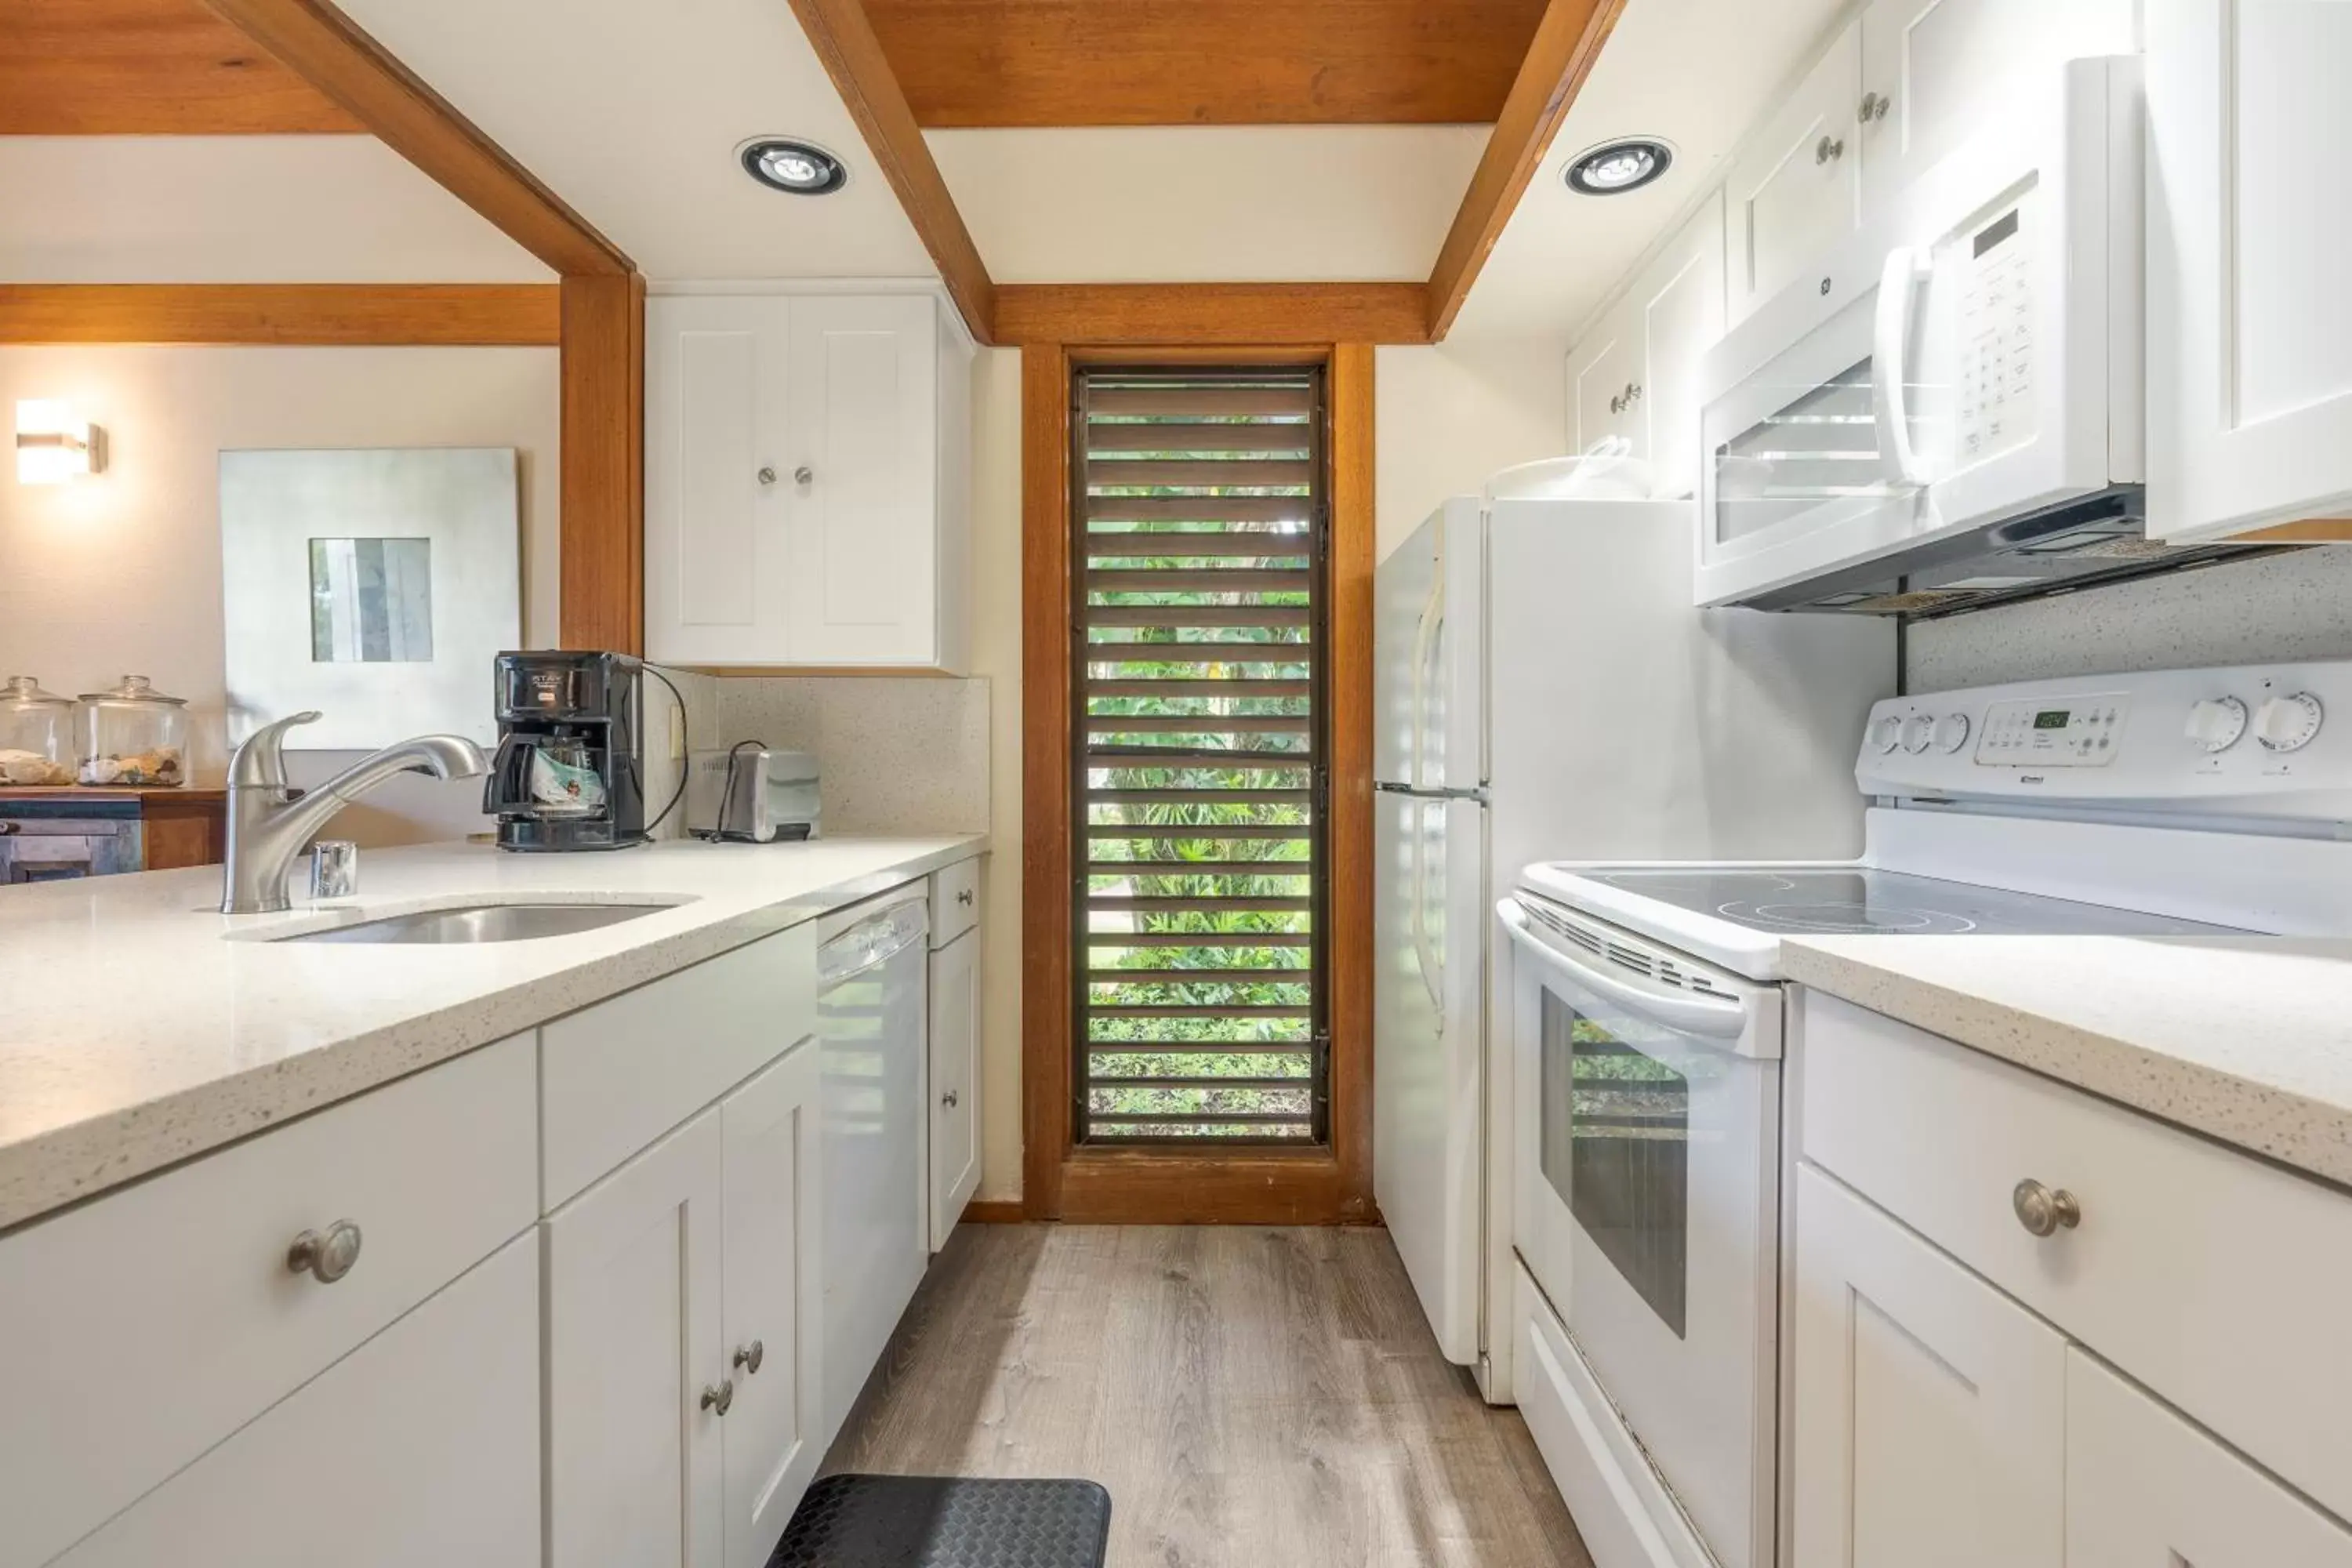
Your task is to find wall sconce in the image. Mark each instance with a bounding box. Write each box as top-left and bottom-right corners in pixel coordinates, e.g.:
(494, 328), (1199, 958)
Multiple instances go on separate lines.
(16, 400), (106, 485)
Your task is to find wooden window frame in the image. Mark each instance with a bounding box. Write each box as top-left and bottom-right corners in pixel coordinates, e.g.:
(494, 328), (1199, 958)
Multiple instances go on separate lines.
(1023, 339), (1374, 1225)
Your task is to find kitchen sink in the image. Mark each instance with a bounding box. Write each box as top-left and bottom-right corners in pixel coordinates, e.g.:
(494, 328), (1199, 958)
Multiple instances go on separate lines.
(274, 902), (675, 945)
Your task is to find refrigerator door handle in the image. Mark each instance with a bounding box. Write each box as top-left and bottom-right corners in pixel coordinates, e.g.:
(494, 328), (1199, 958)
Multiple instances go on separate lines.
(1408, 550), (1445, 792)
(1410, 802), (1443, 1014)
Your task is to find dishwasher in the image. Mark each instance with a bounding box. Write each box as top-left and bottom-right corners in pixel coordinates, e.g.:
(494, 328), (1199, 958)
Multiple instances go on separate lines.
(814, 884), (931, 1447)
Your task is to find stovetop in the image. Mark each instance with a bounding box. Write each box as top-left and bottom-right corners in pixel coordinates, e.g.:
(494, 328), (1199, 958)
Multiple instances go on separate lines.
(1577, 867), (2246, 938)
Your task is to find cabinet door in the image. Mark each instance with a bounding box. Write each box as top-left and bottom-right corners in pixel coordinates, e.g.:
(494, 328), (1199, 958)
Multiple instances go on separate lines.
(2068, 1349), (2352, 1568)
(546, 1109), (726, 1568)
(54, 1236), (540, 1568)
(1726, 21), (1861, 327)
(2147, 0), (2352, 540)
(785, 296), (941, 666)
(646, 295), (793, 665)
(719, 1040), (823, 1568)
(1567, 310), (1643, 461)
(927, 927), (981, 1250)
(1857, 0), (2134, 216)
(1791, 1162), (2066, 1568)
(1635, 191), (1727, 499)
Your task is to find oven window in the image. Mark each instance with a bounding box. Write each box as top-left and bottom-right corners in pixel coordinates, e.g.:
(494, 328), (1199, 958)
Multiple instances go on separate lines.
(1541, 992), (1690, 1338)
(1713, 356), (1879, 548)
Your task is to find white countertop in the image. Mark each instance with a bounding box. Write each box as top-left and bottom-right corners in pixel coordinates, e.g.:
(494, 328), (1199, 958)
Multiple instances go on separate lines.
(0, 835), (984, 1232)
(1782, 935), (2352, 1189)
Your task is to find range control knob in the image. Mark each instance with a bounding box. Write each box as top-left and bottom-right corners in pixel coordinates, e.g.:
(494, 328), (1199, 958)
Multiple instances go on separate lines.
(2184, 696), (2249, 753)
(1933, 713), (1972, 753)
(1867, 714), (1903, 754)
(1900, 714), (1936, 754)
(2254, 692), (2325, 753)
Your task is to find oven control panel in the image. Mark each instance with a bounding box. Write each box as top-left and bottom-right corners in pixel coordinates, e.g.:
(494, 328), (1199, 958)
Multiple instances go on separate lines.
(1855, 662), (2352, 822)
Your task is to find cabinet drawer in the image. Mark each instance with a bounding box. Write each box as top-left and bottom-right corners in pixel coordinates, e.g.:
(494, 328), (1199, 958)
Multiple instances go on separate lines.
(930, 855), (979, 946)
(1798, 991), (2352, 1523)
(543, 924), (817, 1207)
(0, 1034), (536, 1568)
(54, 1235), (542, 1568)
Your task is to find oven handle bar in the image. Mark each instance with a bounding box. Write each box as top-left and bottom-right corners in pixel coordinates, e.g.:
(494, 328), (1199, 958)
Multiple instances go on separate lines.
(1497, 898), (1751, 1041)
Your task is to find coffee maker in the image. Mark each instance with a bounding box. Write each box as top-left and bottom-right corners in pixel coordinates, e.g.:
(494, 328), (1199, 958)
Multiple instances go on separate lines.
(484, 651), (648, 851)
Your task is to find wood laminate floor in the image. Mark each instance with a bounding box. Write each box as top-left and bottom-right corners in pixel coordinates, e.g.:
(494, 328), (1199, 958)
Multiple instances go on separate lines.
(822, 1225), (1594, 1568)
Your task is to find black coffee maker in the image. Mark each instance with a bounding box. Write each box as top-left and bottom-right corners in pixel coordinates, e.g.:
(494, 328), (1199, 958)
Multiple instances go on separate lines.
(484, 651), (648, 851)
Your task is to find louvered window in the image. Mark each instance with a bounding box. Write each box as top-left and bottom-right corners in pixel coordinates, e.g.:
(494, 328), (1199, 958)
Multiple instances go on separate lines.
(1073, 365), (1328, 1145)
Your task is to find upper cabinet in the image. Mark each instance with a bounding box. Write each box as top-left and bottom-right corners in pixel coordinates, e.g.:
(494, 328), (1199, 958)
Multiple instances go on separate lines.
(1726, 23), (1862, 328)
(1566, 191), (1726, 497)
(2147, 0), (2352, 543)
(646, 292), (975, 672)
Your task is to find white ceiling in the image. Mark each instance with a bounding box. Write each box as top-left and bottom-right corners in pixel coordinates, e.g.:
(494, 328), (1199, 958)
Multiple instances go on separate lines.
(1450, 0), (1851, 339)
(330, 0), (936, 283)
(927, 125), (1488, 283)
(0, 136), (548, 283)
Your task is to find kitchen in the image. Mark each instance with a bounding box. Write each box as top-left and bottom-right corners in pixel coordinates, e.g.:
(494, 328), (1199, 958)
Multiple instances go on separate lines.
(3, 1), (2350, 1566)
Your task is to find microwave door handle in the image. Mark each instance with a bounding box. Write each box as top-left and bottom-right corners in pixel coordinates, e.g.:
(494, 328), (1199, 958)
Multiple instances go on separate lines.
(1497, 898), (1750, 1041)
(1871, 247), (1935, 488)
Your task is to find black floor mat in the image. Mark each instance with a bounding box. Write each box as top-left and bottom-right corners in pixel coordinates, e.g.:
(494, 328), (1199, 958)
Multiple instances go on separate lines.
(768, 1475), (1112, 1568)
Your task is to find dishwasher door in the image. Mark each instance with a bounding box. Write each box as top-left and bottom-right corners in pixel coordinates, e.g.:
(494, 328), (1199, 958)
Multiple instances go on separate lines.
(815, 888), (931, 1446)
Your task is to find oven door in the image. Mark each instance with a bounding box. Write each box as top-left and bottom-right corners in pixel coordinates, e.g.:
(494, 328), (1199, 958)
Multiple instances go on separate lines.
(1502, 895), (1781, 1568)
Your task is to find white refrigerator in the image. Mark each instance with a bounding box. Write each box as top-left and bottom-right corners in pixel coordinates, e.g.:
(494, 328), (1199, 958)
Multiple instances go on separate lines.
(1373, 477), (1893, 1400)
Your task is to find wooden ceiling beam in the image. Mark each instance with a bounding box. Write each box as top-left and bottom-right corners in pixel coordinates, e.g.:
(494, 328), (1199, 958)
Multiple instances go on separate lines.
(786, 0), (999, 345)
(862, 0), (1551, 128)
(196, 0), (632, 277)
(0, 0), (361, 134)
(0, 284), (560, 346)
(1425, 0), (1630, 339)
(994, 284), (1432, 347)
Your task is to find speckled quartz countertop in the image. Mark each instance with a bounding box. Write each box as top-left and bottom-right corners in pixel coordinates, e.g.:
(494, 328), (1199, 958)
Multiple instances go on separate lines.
(0, 835), (985, 1232)
(1782, 935), (2352, 1189)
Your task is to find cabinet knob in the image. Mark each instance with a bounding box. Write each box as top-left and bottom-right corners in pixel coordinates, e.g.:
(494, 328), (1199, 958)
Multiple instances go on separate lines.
(793, 465), (815, 486)
(0, 822), (17, 835)
(956, 888), (975, 906)
(1859, 90), (1891, 124)
(941, 1089), (960, 1109)
(2011, 1179), (2082, 1237)
(701, 1379), (735, 1416)
(1816, 134), (1846, 165)
(757, 466), (778, 485)
(286, 1219), (363, 1283)
(733, 1340), (765, 1376)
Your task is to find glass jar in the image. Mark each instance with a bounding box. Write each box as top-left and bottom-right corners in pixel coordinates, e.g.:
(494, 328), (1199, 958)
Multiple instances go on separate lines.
(76, 676), (190, 787)
(0, 677), (78, 786)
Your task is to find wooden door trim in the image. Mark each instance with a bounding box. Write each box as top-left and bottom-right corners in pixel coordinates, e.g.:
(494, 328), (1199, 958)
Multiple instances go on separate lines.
(559, 274), (646, 652)
(197, 0), (631, 277)
(1020, 341), (1076, 1218)
(1425, 0), (1630, 338)
(0, 283), (559, 345)
(997, 284), (1430, 347)
(1325, 343), (1377, 1222)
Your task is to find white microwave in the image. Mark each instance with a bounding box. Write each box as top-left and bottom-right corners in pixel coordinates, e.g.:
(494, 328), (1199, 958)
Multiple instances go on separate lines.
(1695, 56), (2144, 610)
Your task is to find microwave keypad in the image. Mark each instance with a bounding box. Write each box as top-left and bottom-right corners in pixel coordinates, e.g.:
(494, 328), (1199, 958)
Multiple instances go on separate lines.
(1956, 209), (2037, 466)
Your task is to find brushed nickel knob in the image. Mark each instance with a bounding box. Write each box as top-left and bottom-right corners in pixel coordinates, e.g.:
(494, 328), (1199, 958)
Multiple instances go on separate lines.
(286, 1220), (363, 1283)
(2012, 1179), (2082, 1237)
(793, 465), (815, 485)
(734, 1340), (765, 1376)
(956, 889), (975, 906)
(757, 466), (778, 485)
(941, 1090), (960, 1109)
(1859, 90), (1891, 123)
(1817, 134), (1846, 165)
(701, 1380), (735, 1416)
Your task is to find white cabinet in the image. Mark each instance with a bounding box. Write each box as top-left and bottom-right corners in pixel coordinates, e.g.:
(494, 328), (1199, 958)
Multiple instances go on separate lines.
(54, 1236), (543, 1568)
(2147, 0), (2352, 541)
(545, 1108), (728, 1568)
(1567, 318), (1643, 460)
(647, 292), (975, 670)
(1726, 21), (1862, 327)
(927, 925), (981, 1250)
(2068, 1350), (2352, 1568)
(1565, 192), (1725, 496)
(1790, 1162), (2067, 1568)
(719, 1042), (823, 1568)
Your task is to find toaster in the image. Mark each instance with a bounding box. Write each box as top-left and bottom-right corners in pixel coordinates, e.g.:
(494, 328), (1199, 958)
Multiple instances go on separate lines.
(684, 746), (820, 843)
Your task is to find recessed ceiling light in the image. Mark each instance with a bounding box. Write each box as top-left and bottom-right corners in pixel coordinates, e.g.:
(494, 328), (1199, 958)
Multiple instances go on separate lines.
(1564, 138), (1674, 196)
(739, 137), (848, 196)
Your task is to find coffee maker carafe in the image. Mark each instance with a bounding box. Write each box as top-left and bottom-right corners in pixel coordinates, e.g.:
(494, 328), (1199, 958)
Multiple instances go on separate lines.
(484, 651), (648, 851)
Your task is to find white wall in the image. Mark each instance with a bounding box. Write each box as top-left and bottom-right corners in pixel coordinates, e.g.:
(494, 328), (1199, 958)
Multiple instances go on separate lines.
(968, 347), (1025, 1203)
(1375, 336), (1573, 560)
(0, 344), (561, 841)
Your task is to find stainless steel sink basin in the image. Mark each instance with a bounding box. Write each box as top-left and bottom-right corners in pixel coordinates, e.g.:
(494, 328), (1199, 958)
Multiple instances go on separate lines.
(278, 902), (674, 945)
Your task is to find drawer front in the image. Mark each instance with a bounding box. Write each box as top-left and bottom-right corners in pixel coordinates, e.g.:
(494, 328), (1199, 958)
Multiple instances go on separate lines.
(1798, 991), (2352, 1523)
(0, 1034), (536, 1568)
(54, 1235), (542, 1568)
(929, 855), (980, 946)
(543, 924), (818, 1208)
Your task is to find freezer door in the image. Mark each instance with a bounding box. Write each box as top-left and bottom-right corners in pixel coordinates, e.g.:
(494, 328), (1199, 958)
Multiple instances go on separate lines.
(1374, 498), (1483, 791)
(1375, 788), (1483, 1365)
(1374, 509), (1441, 786)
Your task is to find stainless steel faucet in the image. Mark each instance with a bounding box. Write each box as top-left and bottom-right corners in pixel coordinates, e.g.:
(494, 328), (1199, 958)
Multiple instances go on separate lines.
(220, 712), (488, 915)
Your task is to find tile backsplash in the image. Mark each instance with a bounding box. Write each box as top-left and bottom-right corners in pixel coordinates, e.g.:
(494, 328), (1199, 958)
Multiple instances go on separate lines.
(702, 677), (991, 836)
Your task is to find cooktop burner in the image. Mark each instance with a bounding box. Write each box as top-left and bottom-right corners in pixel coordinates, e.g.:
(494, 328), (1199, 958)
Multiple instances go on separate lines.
(1580, 867), (2244, 938)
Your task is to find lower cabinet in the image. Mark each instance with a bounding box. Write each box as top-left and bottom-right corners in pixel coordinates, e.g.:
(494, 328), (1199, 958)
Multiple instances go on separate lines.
(545, 1037), (822, 1568)
(56, 1235), (542, 1568)
(1790, 1161), (2067, 1568)
(927, 924), (981, 1250)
